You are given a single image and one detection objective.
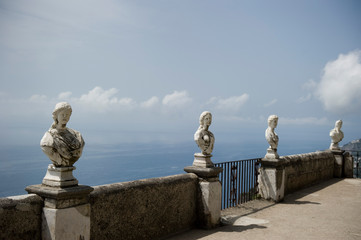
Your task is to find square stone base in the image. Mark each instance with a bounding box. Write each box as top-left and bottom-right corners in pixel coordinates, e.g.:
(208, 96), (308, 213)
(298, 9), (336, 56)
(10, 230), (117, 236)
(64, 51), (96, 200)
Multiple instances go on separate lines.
(258, 166), (285, 202)
(42, 164), (78, 187)
(42, 204), (90, 240)
(331, 150), (345, 178)
(264, 148), (279, 159)
(193, 153), (214, 168)
(199, 181), (221, 229)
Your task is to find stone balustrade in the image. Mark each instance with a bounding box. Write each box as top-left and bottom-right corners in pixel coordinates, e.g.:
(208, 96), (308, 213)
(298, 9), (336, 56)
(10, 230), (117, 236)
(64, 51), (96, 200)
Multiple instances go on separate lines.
(0, 107), (355, 239)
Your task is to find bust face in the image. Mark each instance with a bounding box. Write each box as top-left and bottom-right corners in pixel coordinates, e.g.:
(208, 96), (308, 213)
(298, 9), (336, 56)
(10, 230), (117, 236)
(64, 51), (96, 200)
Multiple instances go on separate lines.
(269, 119), (278, 129)
(203, 114), (212, 127)
(335, 120), (342, 129)
(57, 109), (71, 126)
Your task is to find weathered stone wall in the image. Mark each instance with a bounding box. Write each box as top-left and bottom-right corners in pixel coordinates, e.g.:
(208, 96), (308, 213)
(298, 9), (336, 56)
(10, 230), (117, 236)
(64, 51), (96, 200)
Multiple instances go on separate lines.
(0, 194), (43, 240)
(89, 173), (198, 240)
(282, 151), (335, 194)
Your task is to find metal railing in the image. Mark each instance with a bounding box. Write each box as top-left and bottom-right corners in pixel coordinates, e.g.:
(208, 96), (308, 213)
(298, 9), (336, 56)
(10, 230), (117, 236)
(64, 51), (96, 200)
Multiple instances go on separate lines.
(345, 150), (361, 178)
(215, 158), (261, 209)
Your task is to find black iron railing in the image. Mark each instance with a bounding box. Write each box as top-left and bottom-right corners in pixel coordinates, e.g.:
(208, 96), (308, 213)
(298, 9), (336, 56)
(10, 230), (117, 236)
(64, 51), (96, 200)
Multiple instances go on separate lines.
(215, 158), (261, 209)
(345, 150), (361, 178)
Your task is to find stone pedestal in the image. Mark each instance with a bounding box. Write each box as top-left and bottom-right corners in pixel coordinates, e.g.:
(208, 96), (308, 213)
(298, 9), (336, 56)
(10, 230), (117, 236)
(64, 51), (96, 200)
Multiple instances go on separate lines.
(26, 184), (93, 240)
(42, 204), (90, 240)
(264, 148), (279, 160)
(332, 150), (344, 178)
(330, 142), (341, 151)
(258, 158), (285, 202)
(42, 164), (78, 187)
(193, 153), (214, 168)
(184, 166), (222, 229)
(343, 152), (354, 178)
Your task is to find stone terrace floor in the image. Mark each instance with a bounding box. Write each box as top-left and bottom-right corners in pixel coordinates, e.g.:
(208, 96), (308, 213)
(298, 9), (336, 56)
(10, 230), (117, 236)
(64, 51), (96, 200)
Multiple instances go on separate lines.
(167, 178), (361, 240)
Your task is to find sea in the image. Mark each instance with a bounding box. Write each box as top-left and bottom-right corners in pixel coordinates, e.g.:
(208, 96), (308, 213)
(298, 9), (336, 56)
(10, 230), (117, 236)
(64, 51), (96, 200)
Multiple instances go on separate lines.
(0, 140), (329, 198)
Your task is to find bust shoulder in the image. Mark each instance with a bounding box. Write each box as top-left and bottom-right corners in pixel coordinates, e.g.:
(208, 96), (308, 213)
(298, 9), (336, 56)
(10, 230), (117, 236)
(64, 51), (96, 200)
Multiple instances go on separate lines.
(40, 130), (54, 147)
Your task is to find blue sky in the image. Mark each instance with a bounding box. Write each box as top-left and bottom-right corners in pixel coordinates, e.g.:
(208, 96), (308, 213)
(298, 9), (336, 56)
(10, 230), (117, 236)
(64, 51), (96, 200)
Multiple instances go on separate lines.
(1, 0), (361, 150)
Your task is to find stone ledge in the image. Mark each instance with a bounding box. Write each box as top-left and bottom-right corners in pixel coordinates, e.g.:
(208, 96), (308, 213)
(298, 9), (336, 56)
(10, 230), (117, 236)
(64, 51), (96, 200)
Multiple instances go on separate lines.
(26, 184), (93, 200)
(0, 194), (43, 209)
(25, 184), (93, 209)
(260, 158), (286, 168)
(184, 166), (223, 180)
(91, 173), (198, 197)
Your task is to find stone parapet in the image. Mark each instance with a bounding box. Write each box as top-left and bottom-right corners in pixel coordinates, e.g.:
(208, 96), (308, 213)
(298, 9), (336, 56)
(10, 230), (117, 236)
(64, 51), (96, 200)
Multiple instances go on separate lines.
(0, 194), (43, 240)
(90, 173), (198, 240)
(259, 151), (336, 202)
(282, 151), (335, 194)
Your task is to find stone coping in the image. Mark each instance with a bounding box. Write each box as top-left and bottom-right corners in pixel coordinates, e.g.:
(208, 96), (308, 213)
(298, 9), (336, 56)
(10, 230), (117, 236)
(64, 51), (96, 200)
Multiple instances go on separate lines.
(184, 166), (223, 179)
(90, 173), (198, 197)
(25, 184), (93, 200)
(261, 151), (336, 168)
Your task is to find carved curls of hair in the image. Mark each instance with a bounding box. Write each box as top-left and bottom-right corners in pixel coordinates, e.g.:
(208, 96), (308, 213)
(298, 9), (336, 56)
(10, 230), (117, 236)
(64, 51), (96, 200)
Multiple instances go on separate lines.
(51, 102), (72, 129)
(267, 115), (278, 125)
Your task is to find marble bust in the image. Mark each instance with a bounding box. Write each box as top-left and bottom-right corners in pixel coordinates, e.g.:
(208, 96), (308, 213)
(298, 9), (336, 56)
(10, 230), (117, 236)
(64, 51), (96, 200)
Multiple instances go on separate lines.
(40, 102), (85, 167)
(194, 111), (215, 155)
(265, 115), (279, 159)
(329, 120), (344, 150)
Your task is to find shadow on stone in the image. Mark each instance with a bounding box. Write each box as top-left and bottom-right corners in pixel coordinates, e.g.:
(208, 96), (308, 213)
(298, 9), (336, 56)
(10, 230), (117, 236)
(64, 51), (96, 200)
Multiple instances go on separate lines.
(220, 224), (267, 232)
(283, 178), (342, 203)
(281, 200), (320, 205)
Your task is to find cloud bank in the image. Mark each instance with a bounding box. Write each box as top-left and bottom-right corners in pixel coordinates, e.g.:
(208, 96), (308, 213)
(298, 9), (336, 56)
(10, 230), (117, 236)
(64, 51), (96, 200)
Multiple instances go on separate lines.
(315, 50), (361, 114)
(207, 94), (250, 112)
(162, 91), (192, 107)
(280, 117), (329, 126)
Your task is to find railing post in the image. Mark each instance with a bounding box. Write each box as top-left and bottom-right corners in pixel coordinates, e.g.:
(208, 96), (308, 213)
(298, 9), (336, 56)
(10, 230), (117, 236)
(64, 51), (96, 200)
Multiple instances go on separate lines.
(185, 111), (223, 229)
(258, 114), (285, 202)
(343, 151), (354, 178)
(258, 158), (285, 202)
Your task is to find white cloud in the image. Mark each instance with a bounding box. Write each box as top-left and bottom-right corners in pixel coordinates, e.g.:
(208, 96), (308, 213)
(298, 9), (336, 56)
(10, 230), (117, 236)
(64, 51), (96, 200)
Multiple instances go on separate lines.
(280, 117), (329, 125)
(141, 96), (159, 108)
(315, 50), (361, 114)
(29, 94), (47, 102)
(264, 99), (277, 107)
(79, 87), (118, 104)
(58, 91), (72, 100)
(118, 98), (136, 107)
(162, 91), (192, 107)
(211, 94), (250, 111)
(77, 86), (136, 112)
(302, 79), (317, 90)
(297, 93), (312, 103)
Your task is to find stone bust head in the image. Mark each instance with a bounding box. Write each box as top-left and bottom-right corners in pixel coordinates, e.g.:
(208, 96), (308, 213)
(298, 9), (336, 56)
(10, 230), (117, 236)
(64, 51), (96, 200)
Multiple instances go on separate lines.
(265, 115), (279, 150)
(199, 111), (212, 128)
(40, 102), (84, 167)
(51, 102), (72, 129)
(194, 111), (214, 155)
(330, 120), (344, 150)
(335, 120), (342, 130)
(267, 115), (278, 129)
